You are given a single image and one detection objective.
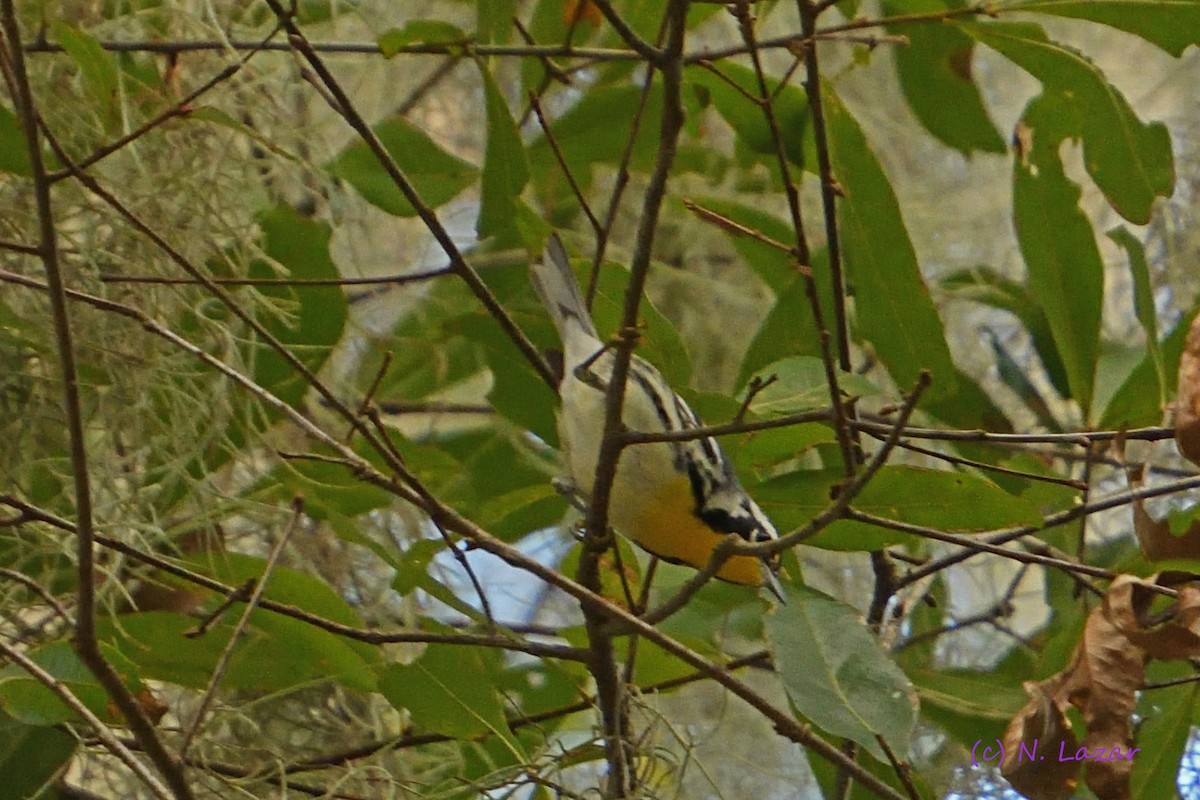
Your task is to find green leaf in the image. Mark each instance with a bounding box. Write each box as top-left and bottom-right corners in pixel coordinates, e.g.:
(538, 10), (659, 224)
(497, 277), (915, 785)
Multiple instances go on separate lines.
(108, 610), (377, 693)
(325, 116), (478, 216)
(1017, 0), (1200, 57)
(254, 450), (394, 520)
(884, 0), (1004, 154)
(476, 60), (530, 247)
(959, 20), (1175, 224)
(985, 329), (1061, 431)
(1131, 681), (1198, 800)
(739, 276), (824, 385)
(766, 585), (917, 760)
(745, 356), (882, 415)
(0, 715), (76, 798)
(686, 62), (810, 169)
(52, 21), (120, 130)
(0, 642), (107, 726)
(378, 20), (467, 56)
(825, 87), (1009, 431)
(379, 645), (521, 753)
(1099, 306), (1196, 429)
(756, 465), (1042, 550)
(249, 206), (348, 411)
(1010, 92), (1104, 415)
(1109, 226), (1167, 410)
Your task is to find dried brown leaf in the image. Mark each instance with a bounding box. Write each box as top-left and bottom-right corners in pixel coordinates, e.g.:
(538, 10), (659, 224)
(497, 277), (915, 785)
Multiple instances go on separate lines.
(1001, 680), (1079, 800)
(1130, 467), (1200, 560)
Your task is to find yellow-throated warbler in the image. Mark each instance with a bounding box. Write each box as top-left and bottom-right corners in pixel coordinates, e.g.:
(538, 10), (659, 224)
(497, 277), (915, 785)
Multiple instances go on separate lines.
(531, 235), (784, 600)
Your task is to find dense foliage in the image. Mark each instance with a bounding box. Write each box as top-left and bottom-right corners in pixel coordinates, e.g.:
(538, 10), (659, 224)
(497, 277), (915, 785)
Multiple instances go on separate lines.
(2, 1), (1199, 799)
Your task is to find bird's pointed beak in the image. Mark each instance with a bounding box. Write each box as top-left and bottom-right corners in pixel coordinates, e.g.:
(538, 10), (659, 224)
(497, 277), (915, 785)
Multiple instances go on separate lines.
(762, 561), (787, 604)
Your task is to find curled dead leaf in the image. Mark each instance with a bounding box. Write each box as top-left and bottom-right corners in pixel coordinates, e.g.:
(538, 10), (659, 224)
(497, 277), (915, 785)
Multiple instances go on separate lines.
(1001, 680), (1078, 800)
(1129, 466), (1200, 560)
(999, 573), (1200, 800)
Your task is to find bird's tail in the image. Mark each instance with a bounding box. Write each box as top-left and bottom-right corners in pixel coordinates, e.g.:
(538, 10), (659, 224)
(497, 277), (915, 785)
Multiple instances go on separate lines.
(530, 234), (599, 342)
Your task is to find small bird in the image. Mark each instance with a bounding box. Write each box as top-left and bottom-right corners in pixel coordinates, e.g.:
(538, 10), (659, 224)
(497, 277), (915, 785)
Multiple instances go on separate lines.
(530, 234), (784, 600)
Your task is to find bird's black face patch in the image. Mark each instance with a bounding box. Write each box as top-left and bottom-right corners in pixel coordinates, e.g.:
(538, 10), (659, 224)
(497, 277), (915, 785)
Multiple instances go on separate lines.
(698, 504), (760, 542)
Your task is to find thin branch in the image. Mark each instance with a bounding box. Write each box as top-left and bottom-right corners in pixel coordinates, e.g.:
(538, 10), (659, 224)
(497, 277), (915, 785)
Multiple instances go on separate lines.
(264, 10), (555, 388)
(529, 91), (602, 236)
(851, 418), (1175, 445)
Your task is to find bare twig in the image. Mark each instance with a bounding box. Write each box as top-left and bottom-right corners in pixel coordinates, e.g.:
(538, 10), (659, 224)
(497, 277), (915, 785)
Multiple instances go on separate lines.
(263, 9), (555, 388)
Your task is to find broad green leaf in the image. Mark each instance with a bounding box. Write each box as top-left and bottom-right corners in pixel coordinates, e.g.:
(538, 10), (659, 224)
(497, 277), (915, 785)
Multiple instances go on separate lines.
(1109, 226), (1167, 409)
(740, 276), (825, 385)
(108, 610), (377, 693)
(421, 428), (558, 526)
(325, 116), (478, 216)
(1010, 92), (1103, 415)
(825, 88), (1009, 431)
(390, 538), (449, 596)
(184, 552), (379, 668)
(757, 465), (1042, 550)
(379, 645), (521, 754)
(852, 466), (1042, 529)
(959, 20), (1175, 224)
(1016, 0), (1200, 57)
(378, 20), (467, 56)
(745, 356), (882, 415)
(1098, 307), (1196, 429)
(0, 716), (76, 797)
(766, 585), (917, 760)
(476, 60), (530, 247)
(457, 312), (557, 443)
(1131, 680), (1197, 800)
(250, 206), (348, 411)
(686, 62), (811, 169)
(581, 259), (692, 389)
(884, 0), (1004, 154)
(0, 642), (108, 726)
(231, 611), (376, 692)
(52, 22), (120, 130)
(939, 267), (1069, 399)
